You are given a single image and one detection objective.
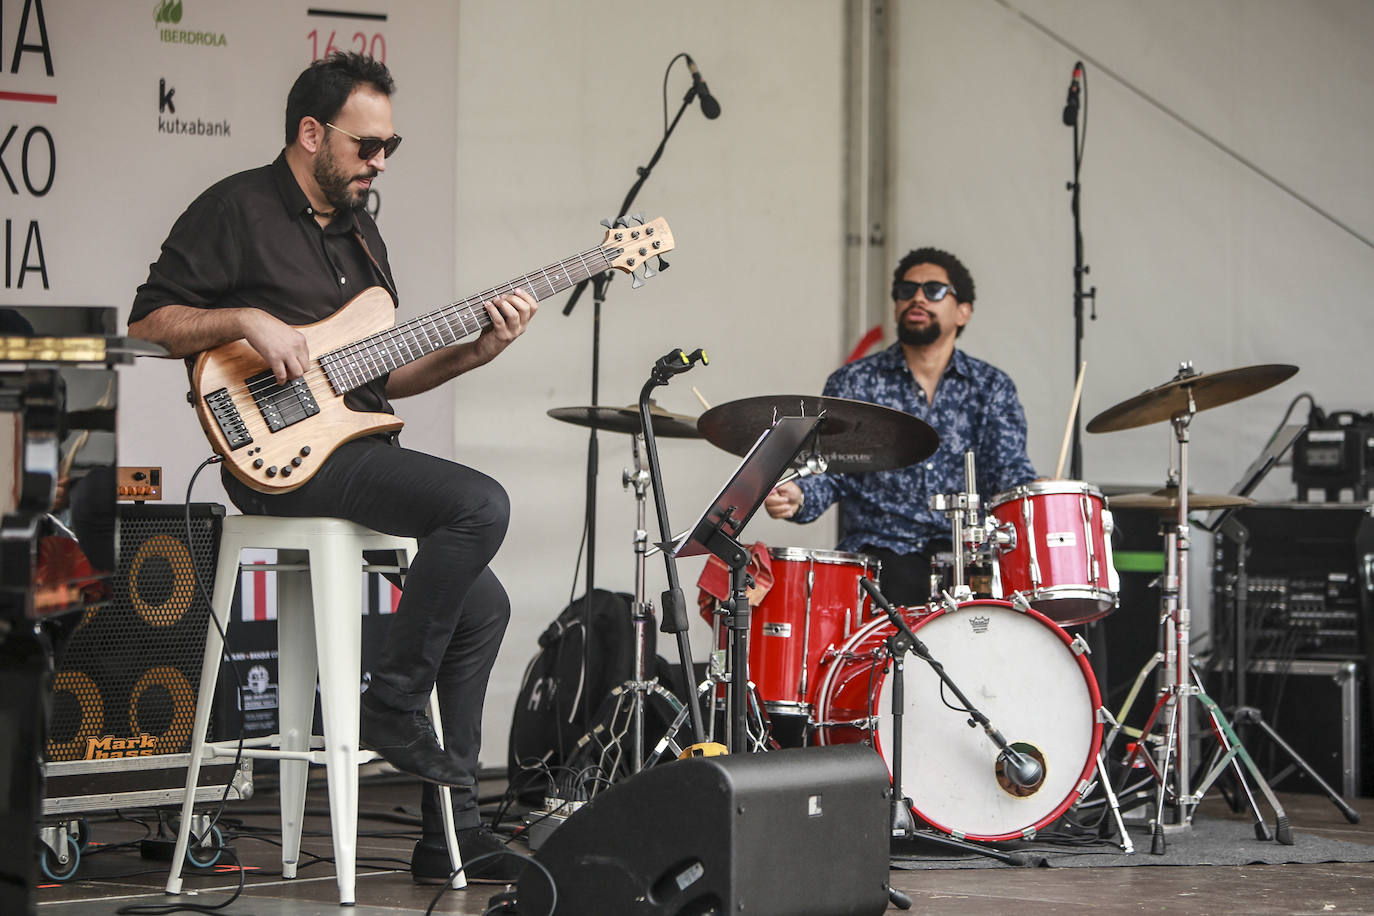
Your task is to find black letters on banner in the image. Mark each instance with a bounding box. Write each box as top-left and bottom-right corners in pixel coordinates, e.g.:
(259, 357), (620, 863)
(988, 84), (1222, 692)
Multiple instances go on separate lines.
(8, 0), (55, 76)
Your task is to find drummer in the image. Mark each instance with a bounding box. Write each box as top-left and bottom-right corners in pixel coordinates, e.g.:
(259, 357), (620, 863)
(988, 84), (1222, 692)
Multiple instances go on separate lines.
(764, 246), (1036, 606)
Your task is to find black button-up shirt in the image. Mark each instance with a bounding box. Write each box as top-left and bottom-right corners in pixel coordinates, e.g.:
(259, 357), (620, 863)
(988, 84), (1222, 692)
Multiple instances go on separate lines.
(130, 152), (398, 414)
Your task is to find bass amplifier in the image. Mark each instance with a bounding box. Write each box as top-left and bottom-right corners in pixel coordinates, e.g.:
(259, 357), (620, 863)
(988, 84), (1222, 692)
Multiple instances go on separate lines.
(43, 503), (251, 816)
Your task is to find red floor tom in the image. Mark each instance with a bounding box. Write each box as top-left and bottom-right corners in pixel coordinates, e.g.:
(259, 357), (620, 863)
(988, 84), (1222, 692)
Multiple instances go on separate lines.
(813, 599), (1103, 842)
(745, 547), (879, 719)
(987, 480), (1119, 625)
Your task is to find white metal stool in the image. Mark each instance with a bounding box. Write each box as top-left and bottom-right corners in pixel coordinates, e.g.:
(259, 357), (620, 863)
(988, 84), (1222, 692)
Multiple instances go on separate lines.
(166, 515), (464, 905)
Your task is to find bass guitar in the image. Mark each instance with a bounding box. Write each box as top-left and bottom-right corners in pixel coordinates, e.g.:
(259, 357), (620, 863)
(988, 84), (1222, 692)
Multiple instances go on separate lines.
(191, 216), (674, 493)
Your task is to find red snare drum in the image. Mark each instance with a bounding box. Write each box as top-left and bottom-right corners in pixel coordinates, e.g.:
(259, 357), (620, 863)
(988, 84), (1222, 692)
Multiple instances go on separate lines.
(813, 599), (1103, 842)
(987, 480), (1119, 625)
(738, 547), (880, 718)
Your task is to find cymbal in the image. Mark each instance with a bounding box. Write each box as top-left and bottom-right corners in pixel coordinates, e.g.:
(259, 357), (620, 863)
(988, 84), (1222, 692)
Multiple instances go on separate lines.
(1109, 487), (1256, 512)
(547, 403), (701, 438)
(696, 394), (939, 473)
(1086, 363), (1298, 433)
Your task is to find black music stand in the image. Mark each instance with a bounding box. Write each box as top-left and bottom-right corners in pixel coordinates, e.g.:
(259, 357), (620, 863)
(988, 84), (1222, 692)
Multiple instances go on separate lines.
(674, 415), (820, 753)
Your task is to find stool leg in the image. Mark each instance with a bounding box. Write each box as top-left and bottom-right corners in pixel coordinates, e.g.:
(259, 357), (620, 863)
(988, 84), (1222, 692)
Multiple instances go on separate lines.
(275, 551), (317, 881)
(310, 539), (365, 906)
(165, 537), (240, 895)
(429, 693), (467, 890)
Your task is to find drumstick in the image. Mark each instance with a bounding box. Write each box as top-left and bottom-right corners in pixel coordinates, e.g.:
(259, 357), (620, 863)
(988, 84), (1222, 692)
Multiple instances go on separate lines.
(691, 386), (712, 411)
(1053, 361), (1087, 480)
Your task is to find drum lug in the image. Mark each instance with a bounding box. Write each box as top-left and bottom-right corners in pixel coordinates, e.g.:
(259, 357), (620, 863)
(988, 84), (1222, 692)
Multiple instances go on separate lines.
(1096, 706), (1120, 727)
(1010, 593), (1033, 613)
(1020, 826), (1038, 840)
(1070, 633), (1092, 656)
(1075, 777), (1093, 799)
(989, 520), (1016, 553)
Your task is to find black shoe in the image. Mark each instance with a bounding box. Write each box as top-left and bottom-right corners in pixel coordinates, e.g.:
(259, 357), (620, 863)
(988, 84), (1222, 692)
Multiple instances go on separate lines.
(359, 696), (474, 787)
(411, 828), (528, 885)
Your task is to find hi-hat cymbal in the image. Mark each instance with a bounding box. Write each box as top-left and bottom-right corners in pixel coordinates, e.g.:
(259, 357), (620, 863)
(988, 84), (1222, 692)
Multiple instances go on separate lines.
(696, 394), (939, 473)
(1109, 487), (1256, 512)
(547, 403), (701, 438)
(1086, 363), (1298, 433)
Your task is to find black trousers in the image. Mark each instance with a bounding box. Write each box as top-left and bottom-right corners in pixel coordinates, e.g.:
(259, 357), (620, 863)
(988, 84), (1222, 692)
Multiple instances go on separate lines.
(224, 436), (510, 831)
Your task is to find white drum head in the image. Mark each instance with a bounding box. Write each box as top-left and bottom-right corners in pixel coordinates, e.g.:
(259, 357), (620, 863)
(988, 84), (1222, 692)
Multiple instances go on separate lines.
(876, 601), (1099, 840)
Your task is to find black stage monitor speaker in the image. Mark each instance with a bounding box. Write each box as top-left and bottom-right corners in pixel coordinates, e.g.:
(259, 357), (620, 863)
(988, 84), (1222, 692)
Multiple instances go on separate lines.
(516, 745), (892, 916)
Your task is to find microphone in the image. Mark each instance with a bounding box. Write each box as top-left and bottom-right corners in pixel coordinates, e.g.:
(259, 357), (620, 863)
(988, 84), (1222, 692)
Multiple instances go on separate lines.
(1061, 62), (1082, 126)
(686, 56), (722, 119)
(859, 576), (895, 614)
(998, 747), (1044, 790)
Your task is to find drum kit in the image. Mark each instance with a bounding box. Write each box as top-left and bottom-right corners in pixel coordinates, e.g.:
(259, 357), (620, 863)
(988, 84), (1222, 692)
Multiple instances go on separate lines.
(546, 359), (1299, 851)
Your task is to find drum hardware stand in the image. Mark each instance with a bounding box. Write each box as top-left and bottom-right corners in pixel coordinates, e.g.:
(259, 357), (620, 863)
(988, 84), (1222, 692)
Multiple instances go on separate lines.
(929, 451), (982, 601)
(644, 668), (773, 767)
(619, 431), (665, 773)
(1104, 383), (1291, 851)
(1209, 513), (1360, 823)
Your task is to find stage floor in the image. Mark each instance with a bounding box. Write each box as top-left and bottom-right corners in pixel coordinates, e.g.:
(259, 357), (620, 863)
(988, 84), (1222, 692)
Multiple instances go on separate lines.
(31, 767), (1374, 915)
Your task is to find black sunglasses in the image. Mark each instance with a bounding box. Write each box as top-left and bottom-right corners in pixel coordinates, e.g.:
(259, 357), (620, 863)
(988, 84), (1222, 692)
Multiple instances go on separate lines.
(325, 122), (402, 160)
(892, 280), (956, 302)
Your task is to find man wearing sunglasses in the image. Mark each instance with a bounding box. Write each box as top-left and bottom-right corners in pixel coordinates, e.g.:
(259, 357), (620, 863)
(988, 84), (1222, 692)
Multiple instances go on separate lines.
(765, 247), (1036, 605)
(128, 52), (533, 883)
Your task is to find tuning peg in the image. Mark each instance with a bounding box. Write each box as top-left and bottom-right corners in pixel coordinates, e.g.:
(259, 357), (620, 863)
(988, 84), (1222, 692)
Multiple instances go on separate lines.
(615, 216), (632, 229)
(642, 262), (657, 279)
(654, 255), (670, 272)
(600, 218), (616, 229)
(630, 212), (645, 225)
(631, 268), (645, 289)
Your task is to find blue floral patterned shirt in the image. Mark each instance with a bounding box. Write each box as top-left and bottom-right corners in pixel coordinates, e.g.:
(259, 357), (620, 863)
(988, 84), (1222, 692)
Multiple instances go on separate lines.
(792, 344), (1037, 555)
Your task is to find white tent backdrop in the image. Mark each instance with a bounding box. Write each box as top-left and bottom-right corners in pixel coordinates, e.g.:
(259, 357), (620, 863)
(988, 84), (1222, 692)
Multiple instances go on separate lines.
(3, 0), (1370, 770)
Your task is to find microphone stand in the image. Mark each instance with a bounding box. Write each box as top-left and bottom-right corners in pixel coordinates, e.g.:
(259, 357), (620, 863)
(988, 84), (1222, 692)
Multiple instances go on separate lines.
(1065, 65), (1095, 481)
(563, 80), (697, 734)
(638, 350), (709, 748)
(862, 580), (1047, 868)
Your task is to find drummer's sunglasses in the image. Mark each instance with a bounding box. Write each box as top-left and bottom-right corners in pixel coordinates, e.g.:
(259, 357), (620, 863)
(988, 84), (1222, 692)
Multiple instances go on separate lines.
(326, 122), (403, 160)
(892, 280), (956, 302)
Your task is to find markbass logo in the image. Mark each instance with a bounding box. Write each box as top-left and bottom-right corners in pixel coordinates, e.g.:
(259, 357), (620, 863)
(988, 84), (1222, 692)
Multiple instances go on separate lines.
(153, 0), (227, 49)
(85, 734), (160, 759)
(153, 0), (183, 25)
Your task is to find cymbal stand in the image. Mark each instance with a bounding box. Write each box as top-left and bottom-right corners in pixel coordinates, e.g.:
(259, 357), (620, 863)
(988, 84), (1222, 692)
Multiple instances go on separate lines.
(620, 433), (658, 773)
(1113, 387), (1291, 850)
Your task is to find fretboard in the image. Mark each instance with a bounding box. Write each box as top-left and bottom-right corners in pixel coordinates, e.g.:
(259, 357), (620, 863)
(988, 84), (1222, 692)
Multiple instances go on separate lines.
(319, 243), (616, 394)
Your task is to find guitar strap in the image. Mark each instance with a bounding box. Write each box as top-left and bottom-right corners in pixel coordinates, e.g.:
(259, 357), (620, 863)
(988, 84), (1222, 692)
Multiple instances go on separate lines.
(350, 221), (399, 304)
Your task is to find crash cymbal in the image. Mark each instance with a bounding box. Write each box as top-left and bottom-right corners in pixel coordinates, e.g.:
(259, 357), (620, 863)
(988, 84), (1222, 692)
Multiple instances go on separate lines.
(696, 394), (939, 473)
(1109, 487), (1256, 512)
(1086, 363), (1298, 433)
(547, 402), (701, 438)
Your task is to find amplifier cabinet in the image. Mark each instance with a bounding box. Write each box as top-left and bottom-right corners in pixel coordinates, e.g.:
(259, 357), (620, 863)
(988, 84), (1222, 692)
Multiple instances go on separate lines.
(1213, 504), (1374, 661)
(42, 504), (252, 815)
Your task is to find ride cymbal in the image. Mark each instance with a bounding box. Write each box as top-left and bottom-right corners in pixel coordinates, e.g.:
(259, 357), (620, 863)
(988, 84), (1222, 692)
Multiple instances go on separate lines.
(1108, 487), (1256, 512)
(696, 394), (939, 473)
(1086, 363), (1298, 433)
(547, 403), (701, 438)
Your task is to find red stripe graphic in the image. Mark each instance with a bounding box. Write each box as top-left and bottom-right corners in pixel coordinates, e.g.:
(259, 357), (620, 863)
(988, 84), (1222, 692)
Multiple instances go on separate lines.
(0, 91), (57, 104)
(253, 560), (267, 621)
